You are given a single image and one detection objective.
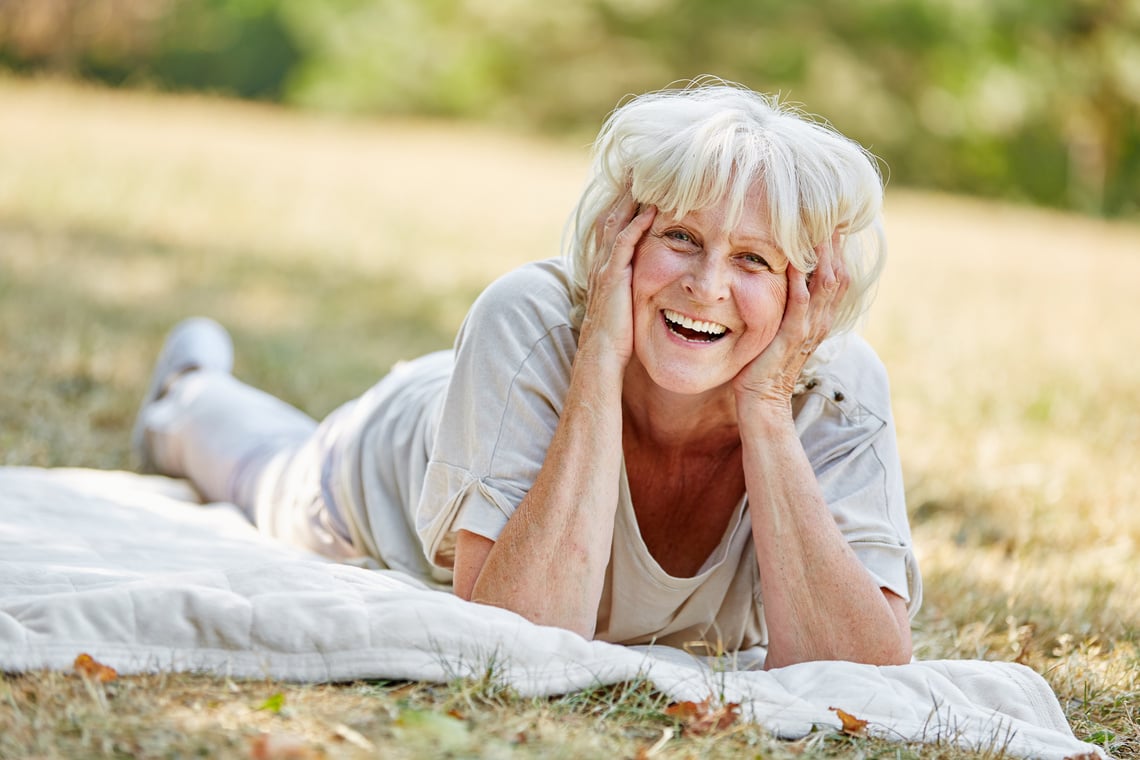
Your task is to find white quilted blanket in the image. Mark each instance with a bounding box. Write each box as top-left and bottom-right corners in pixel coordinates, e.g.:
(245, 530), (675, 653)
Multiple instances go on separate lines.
(0, 467), (1104, 759)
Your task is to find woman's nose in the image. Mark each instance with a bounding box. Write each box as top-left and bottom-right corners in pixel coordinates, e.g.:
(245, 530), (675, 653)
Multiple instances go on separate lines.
(683, 256), (730, 302)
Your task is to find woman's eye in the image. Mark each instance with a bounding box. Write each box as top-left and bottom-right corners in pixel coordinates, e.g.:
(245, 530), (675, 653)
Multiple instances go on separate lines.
(665, 230), (695, 245)
(740, 253), (770, 269)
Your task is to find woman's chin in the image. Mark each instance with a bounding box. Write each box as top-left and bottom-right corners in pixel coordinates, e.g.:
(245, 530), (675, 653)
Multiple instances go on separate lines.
(643, 366), (735, 398)
(627, 341), (743, 400)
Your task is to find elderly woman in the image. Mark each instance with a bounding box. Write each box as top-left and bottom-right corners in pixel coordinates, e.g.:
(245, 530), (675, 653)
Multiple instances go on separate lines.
(133, 79), (921, 668)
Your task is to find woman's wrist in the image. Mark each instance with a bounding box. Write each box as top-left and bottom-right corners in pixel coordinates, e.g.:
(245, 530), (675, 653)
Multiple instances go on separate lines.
(735, 391), (797, 437)
(572, 339), (629, 389)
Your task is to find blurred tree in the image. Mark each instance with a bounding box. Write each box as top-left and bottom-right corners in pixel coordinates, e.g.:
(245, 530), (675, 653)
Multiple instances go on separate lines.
(0, 0), (177, 75)
(0, 0), (1136, 215)
(0, 0), (299, 97)
(149, 0), (299, 98)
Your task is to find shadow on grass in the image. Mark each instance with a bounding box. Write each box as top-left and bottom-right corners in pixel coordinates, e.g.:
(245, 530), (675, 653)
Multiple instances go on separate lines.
(0, 219), (483, 468)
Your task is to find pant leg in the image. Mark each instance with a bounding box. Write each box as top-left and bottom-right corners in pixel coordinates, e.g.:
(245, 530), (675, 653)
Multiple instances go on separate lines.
(139, 369), (359, 560)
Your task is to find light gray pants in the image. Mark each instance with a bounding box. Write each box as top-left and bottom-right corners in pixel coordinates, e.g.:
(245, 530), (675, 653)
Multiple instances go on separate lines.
(140, 370), (360, 561)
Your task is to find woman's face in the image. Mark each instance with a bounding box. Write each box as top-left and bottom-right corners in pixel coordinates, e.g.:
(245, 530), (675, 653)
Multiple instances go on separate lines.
(629, 185), (789, 397)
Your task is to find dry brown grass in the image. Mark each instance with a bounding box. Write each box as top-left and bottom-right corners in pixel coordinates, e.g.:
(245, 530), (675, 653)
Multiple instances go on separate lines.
(1, 75), (1137, 758)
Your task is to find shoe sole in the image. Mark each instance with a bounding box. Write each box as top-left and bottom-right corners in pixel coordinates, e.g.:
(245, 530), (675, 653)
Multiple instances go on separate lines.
(130, 318), (233, 473)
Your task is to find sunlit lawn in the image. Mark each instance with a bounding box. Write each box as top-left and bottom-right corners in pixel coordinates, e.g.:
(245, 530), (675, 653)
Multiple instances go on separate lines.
(1, 76), (1137, 758)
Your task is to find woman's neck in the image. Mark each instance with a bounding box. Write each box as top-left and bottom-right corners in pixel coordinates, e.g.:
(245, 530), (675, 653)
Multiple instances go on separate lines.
(621, 359), (740, 453)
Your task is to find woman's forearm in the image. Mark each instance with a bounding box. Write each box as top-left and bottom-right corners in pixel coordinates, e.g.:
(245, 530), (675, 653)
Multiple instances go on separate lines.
(467, 355), (624, 638)
(739, 401), (912, 668)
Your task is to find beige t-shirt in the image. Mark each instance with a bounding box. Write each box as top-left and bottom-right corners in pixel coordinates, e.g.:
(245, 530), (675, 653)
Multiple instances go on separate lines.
(411, 258), (921, 652)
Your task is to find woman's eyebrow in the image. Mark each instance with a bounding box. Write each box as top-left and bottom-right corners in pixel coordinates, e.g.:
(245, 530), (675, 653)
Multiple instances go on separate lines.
(730, 231), (782, 253)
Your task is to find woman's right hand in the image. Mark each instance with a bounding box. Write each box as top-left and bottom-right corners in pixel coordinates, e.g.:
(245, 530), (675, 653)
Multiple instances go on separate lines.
(579, 193), (656, 373)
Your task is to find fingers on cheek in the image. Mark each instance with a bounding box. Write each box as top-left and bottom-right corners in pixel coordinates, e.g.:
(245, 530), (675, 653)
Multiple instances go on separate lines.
(788, 276), (811, 309)
(816, 267), (843, 299)
(830, 257), (850, 298)
(610, 201), (636, 227)
(600, 216), (620, 249)
(614, 224), (643, 252)
(598, 199), (633, 246)
(590, 252), (611, 285)
(603, 217), (618, 239)
(803, 271), (823, 300)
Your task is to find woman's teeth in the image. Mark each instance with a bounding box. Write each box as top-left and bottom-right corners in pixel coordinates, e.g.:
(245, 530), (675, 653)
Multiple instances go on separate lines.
(662, 309), (728, 342)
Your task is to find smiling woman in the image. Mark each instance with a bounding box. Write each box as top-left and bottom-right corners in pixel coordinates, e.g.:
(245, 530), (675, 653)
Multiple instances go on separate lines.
(131, 78), (920, 668)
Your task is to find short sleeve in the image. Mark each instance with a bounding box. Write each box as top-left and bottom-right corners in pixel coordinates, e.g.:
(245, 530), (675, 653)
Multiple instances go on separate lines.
(415, 259), (579, 569)
(792, 334), (923, 617)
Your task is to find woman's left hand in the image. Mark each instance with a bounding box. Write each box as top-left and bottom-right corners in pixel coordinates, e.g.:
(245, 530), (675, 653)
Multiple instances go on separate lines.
(732, 230), (849, 409)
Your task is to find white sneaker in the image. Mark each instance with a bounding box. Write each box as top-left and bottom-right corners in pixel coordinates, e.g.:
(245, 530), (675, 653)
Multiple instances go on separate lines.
(131, 317), (234, 473)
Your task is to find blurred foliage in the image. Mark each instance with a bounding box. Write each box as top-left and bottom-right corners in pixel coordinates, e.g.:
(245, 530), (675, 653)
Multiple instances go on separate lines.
(1, 0), (1138, 216)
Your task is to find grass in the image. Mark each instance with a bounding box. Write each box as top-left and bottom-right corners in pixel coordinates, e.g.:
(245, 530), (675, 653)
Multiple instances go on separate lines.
(1, 74), (1138, 758)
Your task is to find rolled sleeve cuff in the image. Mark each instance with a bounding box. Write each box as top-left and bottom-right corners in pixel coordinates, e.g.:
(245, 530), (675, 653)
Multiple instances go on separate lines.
(851, 539), (924, 618)
(417, 461), (515, 570)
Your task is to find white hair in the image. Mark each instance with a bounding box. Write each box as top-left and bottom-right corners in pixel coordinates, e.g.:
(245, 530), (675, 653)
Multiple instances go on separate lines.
(564, 77), (887, 337)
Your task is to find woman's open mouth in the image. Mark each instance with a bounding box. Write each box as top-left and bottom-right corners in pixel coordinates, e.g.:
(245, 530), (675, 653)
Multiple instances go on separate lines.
(661, 309), (729, 343)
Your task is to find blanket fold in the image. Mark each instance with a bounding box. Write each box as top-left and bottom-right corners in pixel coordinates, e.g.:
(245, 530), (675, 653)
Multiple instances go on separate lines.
(0, 467), (1105, 759)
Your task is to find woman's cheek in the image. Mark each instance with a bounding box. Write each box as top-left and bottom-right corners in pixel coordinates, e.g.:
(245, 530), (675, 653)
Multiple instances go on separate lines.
(630, 236), (656, 269)
(741, 276), (787, 351)
(760, 274), (789, 321)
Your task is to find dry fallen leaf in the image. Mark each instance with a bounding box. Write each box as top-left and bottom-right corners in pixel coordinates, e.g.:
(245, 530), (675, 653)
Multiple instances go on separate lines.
(665, 700), (701, 721)
(665, 697), (740, 736)
(73, 653), (117, 682)
(829, 706), (869, 736)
